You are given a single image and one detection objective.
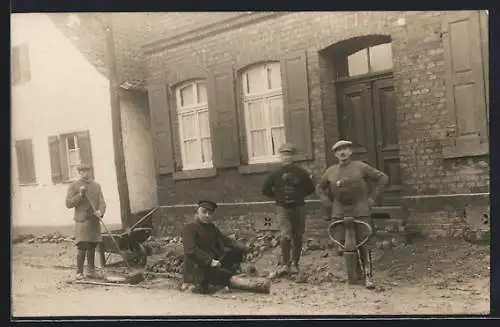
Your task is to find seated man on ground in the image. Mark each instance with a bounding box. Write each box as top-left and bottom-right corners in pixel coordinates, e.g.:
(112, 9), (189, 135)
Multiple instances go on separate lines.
(182, 200), (250, 294)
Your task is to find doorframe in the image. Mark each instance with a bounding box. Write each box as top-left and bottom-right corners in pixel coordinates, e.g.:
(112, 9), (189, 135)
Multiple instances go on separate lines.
(333, 70), (395, 166)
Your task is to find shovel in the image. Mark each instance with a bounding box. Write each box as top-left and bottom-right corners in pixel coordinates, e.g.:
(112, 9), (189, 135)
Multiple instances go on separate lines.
(84, 192), (144, 284)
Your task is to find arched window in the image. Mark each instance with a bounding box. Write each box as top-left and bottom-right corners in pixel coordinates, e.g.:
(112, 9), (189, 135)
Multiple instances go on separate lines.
(241, 62), (285, 164)
(175, 80), (212, 170)
(347, 42), (393, 77)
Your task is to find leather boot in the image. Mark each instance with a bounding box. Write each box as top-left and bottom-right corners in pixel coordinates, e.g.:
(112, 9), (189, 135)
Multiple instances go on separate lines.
(277, 239), (291, 275)
(86, 248), (101, 279)
(76, 249), (86, 279)
(363, 248), (375, 289)
(290, 237), (303, 274)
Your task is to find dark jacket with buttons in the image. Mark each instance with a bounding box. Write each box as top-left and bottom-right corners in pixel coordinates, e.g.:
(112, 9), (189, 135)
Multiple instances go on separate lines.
(182, 219), (247, 285)
(261, 163), (315, 208)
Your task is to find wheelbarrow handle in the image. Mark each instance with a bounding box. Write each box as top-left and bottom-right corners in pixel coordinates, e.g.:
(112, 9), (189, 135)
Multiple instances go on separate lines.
(327, 218), (374, 251)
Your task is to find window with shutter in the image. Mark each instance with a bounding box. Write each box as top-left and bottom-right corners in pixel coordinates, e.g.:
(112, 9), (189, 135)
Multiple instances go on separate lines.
(442, 11), (489, 158)
(15, 139), (36, 185)
(11, 43), (31, 86)
(175, 80), (213, 170)
(47, 130), (94, 183)
(242, 62), (285, 164)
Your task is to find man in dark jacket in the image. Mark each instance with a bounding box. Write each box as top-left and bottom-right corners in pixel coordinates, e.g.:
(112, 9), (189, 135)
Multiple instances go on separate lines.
(261, 143), (315, 275)
(316, 140), (389, 289)
(182, 200), (249, 294)
(65, 162), (106, 280)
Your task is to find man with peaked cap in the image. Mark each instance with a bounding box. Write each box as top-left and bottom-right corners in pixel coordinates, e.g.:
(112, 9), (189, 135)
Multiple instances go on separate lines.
(261, 143), (315, 276)
(182, 200), (250, 294)
(65, 162), (106, 280)
(316, 140), (388, 289)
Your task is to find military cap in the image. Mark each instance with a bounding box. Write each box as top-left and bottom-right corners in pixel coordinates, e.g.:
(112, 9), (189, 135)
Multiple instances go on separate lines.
(278, 143), (296, 154)
(77, 162), (93, 171)
(331, 140), (353, 152)
(198, 200), (218, 212)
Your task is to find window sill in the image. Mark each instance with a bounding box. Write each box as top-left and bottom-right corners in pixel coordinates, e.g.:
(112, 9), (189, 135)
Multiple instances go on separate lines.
(173, 167), (218, 181)
(238, 162), (281, 175)
(442, 140), (489, 159)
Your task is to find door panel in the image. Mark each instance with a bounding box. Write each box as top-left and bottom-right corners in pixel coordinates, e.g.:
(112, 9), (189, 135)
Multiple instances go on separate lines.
(373, 78), (402, 205)
(337, 82), (377, 167)
(336, 76), (402, 206)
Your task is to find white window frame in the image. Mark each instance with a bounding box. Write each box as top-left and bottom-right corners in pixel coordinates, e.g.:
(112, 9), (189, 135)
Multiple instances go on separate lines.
(347, 42), (394, 77)
(65, 134), (81, 181)
(242, 62), (286, 164)
(175, 80), (213, 171)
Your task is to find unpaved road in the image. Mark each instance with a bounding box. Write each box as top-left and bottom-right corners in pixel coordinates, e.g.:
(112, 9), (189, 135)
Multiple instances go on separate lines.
(11, 239), (490, 317)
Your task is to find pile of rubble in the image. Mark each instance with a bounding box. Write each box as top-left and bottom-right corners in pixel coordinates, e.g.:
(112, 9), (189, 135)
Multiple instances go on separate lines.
(12, 232), (73, 244)
(147, 249), (184, 275)
(244, 231), (280, 262)
(143, 236), (183, 255)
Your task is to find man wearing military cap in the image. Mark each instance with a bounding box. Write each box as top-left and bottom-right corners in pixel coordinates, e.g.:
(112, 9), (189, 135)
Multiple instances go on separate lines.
(262, 142), (315, 276)
(182, 200), (250, 294)
(316, 140), (388, 289)
(65, 162), (106, 280)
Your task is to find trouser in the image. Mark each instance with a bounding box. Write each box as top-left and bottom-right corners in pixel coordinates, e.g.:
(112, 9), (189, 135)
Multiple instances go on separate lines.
(199, 247), (245, 289)
(76, 241), (98, 274)
(277, 205), (306, 266)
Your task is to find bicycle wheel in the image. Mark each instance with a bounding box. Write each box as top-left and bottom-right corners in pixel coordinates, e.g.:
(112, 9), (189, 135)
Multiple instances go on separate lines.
(344, 251), (361, 284)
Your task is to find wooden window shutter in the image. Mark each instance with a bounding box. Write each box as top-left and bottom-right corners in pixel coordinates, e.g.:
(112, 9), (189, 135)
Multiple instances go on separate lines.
(148, 84), (175, 175)
(442, 11), (488, 152)
(58, 135), (70, 181)
(207, 68), (241, 168)
(280, 50), (313, 161)
(11, 46), (20, 85)
(19, 43), (31, 83)
(77, 130), (94, 178)
(15, 139), (36, 184)
(48, 135), (63, 183)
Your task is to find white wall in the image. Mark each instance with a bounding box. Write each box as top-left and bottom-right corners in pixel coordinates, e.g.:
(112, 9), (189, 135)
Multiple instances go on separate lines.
(11, 13), (122, 226)
(121, 93), (158, 214)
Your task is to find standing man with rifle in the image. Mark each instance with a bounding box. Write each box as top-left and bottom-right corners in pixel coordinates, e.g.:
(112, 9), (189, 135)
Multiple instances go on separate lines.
(316, 140), (388, 289)
(262, 143), (316, 276)
(65, 163), (106, 280)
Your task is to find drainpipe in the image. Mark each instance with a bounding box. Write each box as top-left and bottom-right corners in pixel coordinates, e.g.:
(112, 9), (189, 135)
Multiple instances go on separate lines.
(96, 14), (131, 229)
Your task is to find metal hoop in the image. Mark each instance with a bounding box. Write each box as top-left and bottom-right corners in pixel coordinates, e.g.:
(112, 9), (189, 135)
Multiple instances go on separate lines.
(327, 218), (374, 250)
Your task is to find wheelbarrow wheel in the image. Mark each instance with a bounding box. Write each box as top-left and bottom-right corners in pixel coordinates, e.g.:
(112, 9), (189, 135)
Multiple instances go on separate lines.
(129, 243), (148, 268)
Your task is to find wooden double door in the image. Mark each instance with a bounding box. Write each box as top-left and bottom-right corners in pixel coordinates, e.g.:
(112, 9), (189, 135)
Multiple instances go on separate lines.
(335, 73), (402, 206)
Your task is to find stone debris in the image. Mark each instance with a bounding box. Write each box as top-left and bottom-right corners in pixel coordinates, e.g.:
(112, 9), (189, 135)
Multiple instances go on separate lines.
(13, 232), (74, 244)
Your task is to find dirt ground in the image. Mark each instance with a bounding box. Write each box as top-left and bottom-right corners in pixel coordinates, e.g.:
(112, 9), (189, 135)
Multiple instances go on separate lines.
(11, 234), (490, 317)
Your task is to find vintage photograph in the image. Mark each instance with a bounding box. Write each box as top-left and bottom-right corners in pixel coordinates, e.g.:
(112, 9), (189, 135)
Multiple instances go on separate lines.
(11, 11), (490, 317)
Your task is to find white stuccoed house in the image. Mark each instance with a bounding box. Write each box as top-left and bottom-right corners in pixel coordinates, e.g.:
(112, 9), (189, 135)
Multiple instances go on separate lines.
(11, 13), (157, 228)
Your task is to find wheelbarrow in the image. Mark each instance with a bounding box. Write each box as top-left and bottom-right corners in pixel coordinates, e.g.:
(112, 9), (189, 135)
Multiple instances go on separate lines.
(98, 207), (158, 268)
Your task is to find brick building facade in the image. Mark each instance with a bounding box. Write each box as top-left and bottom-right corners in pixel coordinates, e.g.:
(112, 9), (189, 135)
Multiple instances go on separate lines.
(51, 12), (490, 240)
(142, 11), (489, 240)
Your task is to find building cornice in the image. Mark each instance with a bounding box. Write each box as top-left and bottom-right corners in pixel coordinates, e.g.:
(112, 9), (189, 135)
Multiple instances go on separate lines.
(142, 12), (290, 55)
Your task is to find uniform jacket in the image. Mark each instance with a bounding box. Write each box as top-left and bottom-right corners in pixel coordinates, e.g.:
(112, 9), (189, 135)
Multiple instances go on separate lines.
(65, 179), (106, 222)
(316, 160), (388, 218)
(261, 163), (315, 208)
(182, 219), (246, 284)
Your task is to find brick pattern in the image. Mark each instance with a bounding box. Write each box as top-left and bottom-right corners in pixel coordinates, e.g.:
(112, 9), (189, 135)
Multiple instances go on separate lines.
(47, 11), (490, 238)
(152, 202), (402, 242)
(392, 11), (490, 196)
